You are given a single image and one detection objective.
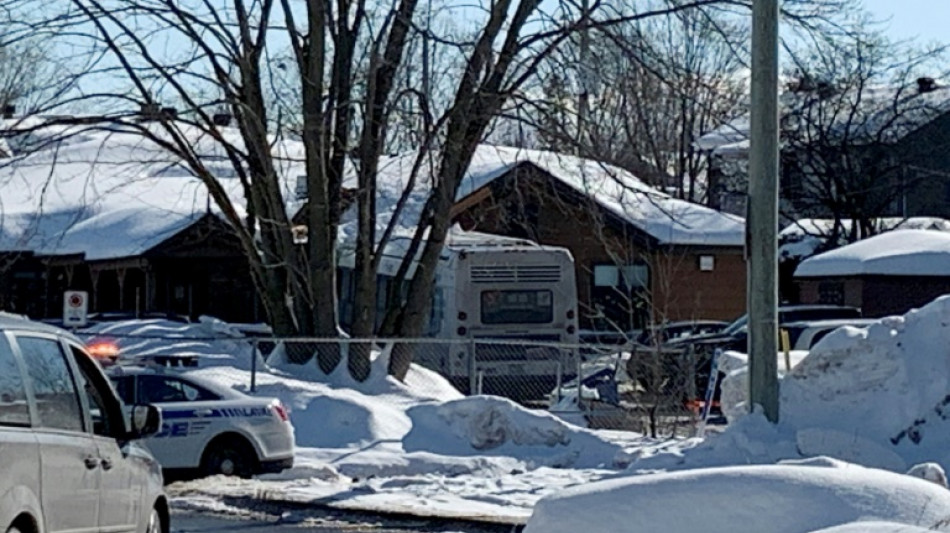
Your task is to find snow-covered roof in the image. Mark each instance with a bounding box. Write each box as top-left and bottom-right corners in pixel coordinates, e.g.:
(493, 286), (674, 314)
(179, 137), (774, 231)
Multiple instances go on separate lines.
(696, 84), (950, 157)
(0, 120), (304, 260)
(795, 229), (950, 277)
(779, 217), (950, 261)
(354, 145), (744, 248)
(693, 115), (749, 153)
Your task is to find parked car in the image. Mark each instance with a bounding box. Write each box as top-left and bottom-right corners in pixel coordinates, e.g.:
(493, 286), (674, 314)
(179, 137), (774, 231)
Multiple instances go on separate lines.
(0, 312), (166, 533)
(662, 305), (863, 415)
(781, 318), (877, 352)
(636, 320), (730, 346)
(107, 366), (295, 480)
(670, 305), (863, 353)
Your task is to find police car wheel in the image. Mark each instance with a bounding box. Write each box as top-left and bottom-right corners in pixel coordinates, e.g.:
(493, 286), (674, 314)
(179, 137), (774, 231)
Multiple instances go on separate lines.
(145, 508), (162, 533)
(202, 439), (256, 478)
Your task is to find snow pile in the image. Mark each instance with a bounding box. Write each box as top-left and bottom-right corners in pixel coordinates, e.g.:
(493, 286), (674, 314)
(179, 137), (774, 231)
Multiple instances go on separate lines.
(90, 318), (625, 476)
(636, 294), (950, 476)
(403, 396), (622, 469)
(524, 460), (950, 533)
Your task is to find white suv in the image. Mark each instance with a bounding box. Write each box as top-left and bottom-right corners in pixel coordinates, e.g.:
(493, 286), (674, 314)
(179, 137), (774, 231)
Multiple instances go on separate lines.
(0, 313), (166, 533)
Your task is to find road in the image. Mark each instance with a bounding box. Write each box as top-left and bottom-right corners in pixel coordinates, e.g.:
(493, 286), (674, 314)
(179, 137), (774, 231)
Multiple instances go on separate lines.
(171, 506), (523, 533)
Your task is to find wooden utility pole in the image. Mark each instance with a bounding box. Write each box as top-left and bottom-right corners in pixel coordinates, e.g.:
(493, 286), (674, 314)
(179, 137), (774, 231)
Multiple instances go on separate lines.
(577, 0), (590, 151)
(747, 0), (780, 422)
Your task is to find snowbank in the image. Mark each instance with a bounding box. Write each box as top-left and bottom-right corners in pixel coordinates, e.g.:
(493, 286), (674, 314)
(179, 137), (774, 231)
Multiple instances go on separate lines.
(90, 319), (625, 478)
(637, 294), (950, 475)
(404, 396), (623, 469)
(524, 461), (950, 533)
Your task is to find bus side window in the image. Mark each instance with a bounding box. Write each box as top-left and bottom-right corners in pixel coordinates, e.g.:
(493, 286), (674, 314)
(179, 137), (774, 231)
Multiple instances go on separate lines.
(427, 287), (444, 336)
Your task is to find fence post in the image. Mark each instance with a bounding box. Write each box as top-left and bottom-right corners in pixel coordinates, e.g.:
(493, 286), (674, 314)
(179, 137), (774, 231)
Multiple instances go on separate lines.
(577, 345), (586, 415)
(250, 338), (259, 393)
(467, 338), (477, 396)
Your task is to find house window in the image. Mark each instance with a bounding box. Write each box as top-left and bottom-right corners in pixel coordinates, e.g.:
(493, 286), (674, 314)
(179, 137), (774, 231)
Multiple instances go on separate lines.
(593, 264), (648, 289)
(817, 280), (844, 305)
(590, 263), (650, 331)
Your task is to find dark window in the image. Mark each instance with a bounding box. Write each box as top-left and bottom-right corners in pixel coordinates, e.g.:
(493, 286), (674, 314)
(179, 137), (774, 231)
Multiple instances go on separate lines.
(0, 334), (30, 427)
(590, 263), (651, 331)
(110, 375), (135, 404)
(481, 290), (553, 324)
(69, 346), (117, 437)
(427, 287), (444, 336)
(17, 336), (83, 432)
(137, 375), (219, 404)
(817, 282), (845, 306)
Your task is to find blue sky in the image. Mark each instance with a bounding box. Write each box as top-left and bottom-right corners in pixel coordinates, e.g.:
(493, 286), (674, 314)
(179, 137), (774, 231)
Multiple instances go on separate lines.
(862, 0), (949, 45)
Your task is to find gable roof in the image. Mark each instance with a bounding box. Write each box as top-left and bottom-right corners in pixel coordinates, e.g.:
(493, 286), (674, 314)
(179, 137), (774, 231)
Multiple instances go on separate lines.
(795, 229), (950, 277)
(352, 145), (744, 248)
(0, 120), (304, 260)
(697, 84), (950, 158)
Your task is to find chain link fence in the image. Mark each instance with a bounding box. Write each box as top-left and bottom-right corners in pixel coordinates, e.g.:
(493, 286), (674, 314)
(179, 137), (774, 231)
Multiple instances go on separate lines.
(77, 327), (717, 436)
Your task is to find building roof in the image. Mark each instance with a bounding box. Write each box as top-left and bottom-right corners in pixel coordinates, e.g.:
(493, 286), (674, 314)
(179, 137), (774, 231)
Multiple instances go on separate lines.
(795, 229), (950, 277)
(697, 83), (950, 158)
(780, 217), (950, 261)
(1, 120), (743, 265)
(354, 145), (744, 248)
(0, 119), (304, 260)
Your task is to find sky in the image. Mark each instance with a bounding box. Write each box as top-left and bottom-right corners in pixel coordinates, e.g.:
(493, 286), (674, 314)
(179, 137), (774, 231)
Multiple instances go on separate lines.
(861, 0), (949, 45)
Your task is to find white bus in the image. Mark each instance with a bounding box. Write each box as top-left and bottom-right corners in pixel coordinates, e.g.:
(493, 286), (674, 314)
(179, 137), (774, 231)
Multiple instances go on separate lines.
(338, 228), (579, 399)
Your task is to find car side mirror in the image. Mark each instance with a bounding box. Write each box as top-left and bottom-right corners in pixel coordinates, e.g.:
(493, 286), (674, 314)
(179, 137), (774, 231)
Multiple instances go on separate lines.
(128, 404), (161, 440)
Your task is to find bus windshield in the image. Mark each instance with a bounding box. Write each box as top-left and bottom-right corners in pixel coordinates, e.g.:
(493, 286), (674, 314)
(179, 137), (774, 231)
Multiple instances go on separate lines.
(480, 290), (553, 325)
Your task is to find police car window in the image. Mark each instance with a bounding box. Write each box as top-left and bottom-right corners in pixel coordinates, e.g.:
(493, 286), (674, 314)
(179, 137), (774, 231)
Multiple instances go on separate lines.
(111, 375), (135, 404)
(139, 375), (219, 403)
(0, 334), (30, 427)
(16, 336), (84, 432)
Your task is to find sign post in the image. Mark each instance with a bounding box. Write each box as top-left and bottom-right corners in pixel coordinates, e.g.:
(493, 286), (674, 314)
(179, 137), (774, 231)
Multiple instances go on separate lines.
(63, 291), (89, 328)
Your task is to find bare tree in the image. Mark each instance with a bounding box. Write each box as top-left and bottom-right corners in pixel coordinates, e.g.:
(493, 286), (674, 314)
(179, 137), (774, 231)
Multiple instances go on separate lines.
(532, 5), (747, 203)
(779, 33), (950, 243)
(29, 0), (859, 383)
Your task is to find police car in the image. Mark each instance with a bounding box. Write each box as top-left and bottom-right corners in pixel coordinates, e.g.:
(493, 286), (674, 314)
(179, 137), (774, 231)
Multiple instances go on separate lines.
(107, 365), (295, 479)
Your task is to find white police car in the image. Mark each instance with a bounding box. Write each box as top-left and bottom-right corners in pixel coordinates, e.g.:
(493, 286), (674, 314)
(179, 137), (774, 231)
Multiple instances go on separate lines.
(107, 366), (294, 479)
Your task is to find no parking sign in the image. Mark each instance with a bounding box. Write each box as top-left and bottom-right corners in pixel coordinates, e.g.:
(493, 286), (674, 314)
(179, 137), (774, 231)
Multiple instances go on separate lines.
(63, 290), (88, 327)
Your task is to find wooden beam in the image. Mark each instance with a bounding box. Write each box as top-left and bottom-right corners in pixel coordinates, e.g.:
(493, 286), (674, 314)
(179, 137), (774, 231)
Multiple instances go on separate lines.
(450, 187), (493, 219)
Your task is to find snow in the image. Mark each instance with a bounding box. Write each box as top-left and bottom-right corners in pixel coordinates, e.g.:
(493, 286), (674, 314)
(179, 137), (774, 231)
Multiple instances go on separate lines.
(2, 119), (741, 267)
(358, 145), (744, 248)
(524, 462), (950, 533)
(697, 84), (950, 156)
(779, 217), (950, 262)
(79, 318), (638, 523)
(630, 295), (950, 476)
(795, 229), (950, 277)
(74, 305), (950, 530)
(694, 115), (749, 152)
(0, 120), (305, 257)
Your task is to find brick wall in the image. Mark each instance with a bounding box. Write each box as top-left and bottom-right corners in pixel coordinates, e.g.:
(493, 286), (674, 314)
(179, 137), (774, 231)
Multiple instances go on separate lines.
(799, 275), (950, 317)
(455, 166), (747, 328)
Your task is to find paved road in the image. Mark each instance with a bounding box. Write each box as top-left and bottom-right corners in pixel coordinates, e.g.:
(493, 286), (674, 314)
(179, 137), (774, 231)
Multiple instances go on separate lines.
(171, 506), (523, 533)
